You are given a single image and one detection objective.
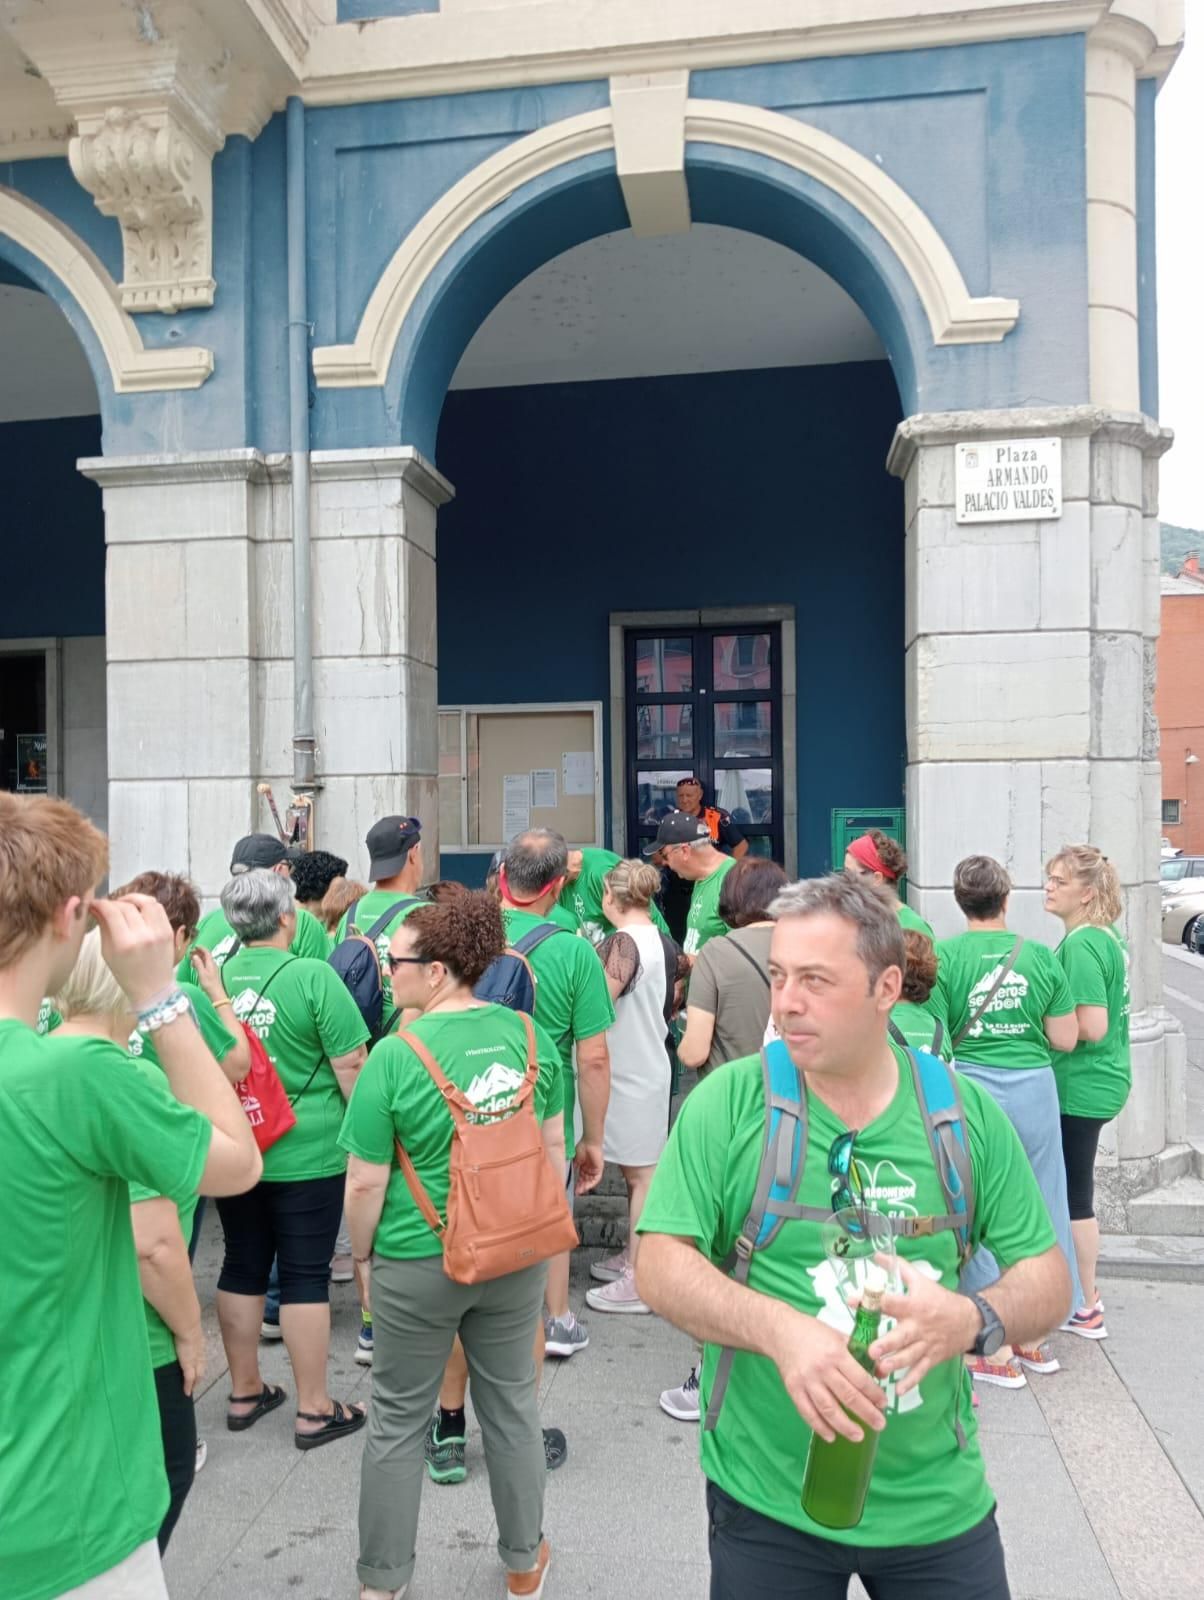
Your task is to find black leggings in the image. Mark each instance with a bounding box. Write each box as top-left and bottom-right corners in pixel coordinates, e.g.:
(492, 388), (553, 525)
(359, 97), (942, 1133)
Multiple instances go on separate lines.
(215, 1173), (344, 1304)
(155, 1361), (197, 1554)
(706, 1483), (1011, 1599)
(1060, 1114), (1109, 1221)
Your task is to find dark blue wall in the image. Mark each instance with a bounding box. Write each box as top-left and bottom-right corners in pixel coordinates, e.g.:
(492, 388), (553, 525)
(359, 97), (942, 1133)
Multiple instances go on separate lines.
(0, 415), (104, 637)
(435, 361), (905, 877)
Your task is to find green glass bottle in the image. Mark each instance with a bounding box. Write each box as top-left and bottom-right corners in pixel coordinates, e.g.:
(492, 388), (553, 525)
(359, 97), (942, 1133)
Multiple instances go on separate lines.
(801, 1263), (888, 1530)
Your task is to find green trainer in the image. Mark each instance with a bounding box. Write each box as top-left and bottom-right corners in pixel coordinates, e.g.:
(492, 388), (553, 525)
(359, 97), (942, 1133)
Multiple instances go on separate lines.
(424, 1412), (467, 1485)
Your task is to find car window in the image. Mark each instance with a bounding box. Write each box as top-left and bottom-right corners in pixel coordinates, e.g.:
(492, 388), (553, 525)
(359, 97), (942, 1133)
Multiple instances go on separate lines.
(1192, 861), (1204, 878)
(1162, 860), (1188, 881)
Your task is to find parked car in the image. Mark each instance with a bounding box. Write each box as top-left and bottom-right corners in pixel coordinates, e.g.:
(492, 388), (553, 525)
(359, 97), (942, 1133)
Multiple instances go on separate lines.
(1162, 837), (1183, 858)
(1161, 856), (1204, 890)
(1162, 884), (1204, 952)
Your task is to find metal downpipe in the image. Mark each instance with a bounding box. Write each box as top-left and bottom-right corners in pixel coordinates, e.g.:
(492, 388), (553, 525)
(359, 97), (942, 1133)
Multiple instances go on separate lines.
(287, 94), (316, 793)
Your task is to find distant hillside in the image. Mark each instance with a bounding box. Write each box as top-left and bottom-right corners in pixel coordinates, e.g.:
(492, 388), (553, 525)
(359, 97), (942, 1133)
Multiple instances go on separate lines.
(1162, 523), (1202, 576)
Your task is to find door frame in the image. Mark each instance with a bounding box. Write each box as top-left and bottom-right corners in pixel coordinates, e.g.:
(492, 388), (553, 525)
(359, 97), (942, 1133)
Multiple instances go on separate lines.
(609, 605), (797, 875)
(0, 636), (61, 799)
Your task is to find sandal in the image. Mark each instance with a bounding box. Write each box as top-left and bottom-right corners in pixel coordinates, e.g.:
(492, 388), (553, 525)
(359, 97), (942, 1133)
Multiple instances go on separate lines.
(227, 1382), (287, 1432)
(294, 1398), (367, 1451)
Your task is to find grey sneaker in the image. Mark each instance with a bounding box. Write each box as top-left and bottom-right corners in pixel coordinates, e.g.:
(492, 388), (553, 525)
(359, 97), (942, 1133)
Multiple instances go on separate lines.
(659, 1366), (701, 1422)
(542, 1427), (568, 1472)
(424, 1414), (467, 1485)
(544, 1311), (589, 1358)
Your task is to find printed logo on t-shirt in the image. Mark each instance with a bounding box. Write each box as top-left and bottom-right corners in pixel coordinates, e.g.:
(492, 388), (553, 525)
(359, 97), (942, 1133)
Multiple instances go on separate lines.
(232, 988), (277, 1034)
(212, 934), (238, 967)
(127, 1029), (144, 1058)
(464, 1060), (524, 1122)
(966, 964), (1030, 1038)
(36, 997), (55, 1035)
(851, 1157), (918, 1218)
(808, 1253), (941, 1415)
(683, 928), (700, 957)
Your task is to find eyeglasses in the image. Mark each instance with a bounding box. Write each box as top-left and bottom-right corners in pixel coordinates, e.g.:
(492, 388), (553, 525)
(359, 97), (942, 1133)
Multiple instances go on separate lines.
(827, 1130), (865, 1216)
(385, 954), (427, 972)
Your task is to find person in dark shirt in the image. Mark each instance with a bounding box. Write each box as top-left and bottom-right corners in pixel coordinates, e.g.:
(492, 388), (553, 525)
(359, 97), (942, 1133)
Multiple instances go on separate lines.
(656, 778), (748, 941)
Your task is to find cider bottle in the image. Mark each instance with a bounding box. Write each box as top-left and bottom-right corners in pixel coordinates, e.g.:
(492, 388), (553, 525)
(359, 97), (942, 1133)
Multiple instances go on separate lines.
(800, 1263), (888, 1529)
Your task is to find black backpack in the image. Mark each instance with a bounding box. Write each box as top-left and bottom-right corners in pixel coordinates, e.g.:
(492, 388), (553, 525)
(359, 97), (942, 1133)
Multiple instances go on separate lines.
(328, 898), (422, 1040)
(473, 923), (566, 1012)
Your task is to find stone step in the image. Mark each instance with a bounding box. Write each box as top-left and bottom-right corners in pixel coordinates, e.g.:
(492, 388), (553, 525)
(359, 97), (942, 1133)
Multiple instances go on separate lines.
(1097, 1232), (1204, 1283)
(1127, 1174), (1204, 1237)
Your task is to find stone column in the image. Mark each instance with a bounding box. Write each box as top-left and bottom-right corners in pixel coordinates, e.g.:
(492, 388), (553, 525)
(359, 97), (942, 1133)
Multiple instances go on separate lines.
(888, 406), (1182, 1223)
(80, 445), (451, 900)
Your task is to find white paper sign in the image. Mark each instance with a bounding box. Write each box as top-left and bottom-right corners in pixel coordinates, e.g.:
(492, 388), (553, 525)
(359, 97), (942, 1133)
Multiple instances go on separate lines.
(563, 752), (595, 797)
(532, 768), (558, 809)
(955, 437), (1062, 524)
(502, 773), (530, 839)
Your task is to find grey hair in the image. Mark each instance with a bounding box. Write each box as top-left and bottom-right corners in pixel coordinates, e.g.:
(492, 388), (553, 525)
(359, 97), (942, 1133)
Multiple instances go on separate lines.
(220, 868), (296, 941)
(503, 829), (569, 896)
(768, 873), (905, 989)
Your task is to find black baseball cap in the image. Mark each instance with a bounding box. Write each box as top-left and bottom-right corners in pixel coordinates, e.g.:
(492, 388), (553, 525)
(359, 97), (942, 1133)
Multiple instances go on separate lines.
(642, 810), (711, 856)
(367, 815), (422, 880)
(230, 834), (292, 872)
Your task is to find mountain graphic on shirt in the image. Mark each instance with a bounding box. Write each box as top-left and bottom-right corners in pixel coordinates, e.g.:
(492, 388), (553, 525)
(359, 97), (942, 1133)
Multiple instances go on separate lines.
(232, 988), (277, 1033)
(965, 964), (1029, 1036)
(465, 1061), (525, 1120)
(212, 935), (238, 967)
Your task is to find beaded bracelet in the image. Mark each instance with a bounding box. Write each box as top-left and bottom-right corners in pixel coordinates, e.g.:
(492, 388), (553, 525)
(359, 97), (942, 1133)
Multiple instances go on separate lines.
(136, 988), (193, 1035)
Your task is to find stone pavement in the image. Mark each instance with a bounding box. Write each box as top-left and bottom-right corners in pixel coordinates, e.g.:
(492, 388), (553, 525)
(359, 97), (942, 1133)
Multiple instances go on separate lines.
(166, 1215), (1204, 1600)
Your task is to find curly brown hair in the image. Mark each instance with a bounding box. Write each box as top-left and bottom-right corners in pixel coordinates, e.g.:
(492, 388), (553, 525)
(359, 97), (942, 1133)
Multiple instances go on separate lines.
(319, 877), (372, 933)
(112, 870), (202, 940)
(405, 891), (505, 986)
(869, 829), (908, 881)
(900, 928), (938, 1004)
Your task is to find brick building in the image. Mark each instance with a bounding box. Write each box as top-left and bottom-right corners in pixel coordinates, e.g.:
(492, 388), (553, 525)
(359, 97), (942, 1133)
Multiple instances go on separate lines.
(1158, 558), (1204, 854)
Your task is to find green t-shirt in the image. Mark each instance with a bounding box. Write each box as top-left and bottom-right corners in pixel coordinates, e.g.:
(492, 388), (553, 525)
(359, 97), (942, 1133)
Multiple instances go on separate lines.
(222, 947), (370, 1181)
(333, 889), (427, 1011)
(0, 1022), (211, 1599)
(554, 848), (671, 945)
(684, 856), (737, 957)
(177, 902), (331, 984)
(35, 998), (61, 1035)
(935, 932), (1075, 1070)
(127, 1055), (201, 1371)
(1052, 925), (1132, 1119)
(637, 1044), (1055, 1548)
(896, 901), (936, 940)
(888, 1001), (950, 1061)
(340, 1005), (565, 1258)
(129, 980), (238, 1073)
(500, 907), (615, 1160)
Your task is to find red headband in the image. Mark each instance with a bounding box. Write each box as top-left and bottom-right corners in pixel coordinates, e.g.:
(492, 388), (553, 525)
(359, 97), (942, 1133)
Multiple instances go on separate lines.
(849, 833), (897, 881)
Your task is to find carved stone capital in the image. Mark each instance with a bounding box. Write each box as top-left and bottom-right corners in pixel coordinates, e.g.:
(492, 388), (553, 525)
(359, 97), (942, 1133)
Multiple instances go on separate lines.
(68, 101), (219, 313)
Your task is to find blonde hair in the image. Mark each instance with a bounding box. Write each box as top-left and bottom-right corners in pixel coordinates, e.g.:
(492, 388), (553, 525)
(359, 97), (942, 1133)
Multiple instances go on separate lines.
(603, 858), (662, 912)
(0, 794), (108, 971)
(53, 928), (128, 1021)
(319, 876), (372, 934)
(1046, 845), (1123, 926)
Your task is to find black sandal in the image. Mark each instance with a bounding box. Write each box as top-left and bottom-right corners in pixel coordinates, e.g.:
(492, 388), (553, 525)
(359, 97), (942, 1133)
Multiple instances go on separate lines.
(294, 1399), (367, 1451)
(227, 1382), (287, 1432)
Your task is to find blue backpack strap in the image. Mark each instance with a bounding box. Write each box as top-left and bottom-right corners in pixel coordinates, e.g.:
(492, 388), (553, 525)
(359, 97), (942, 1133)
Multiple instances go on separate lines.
(704, 1040), (826, 1433)
(343, 898), (362, 936)
(907, 1048), (976, 1265)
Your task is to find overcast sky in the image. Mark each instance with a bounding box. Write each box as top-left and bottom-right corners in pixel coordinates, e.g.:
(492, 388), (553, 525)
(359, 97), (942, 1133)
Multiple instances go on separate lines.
(1156, 28), (1201, 530)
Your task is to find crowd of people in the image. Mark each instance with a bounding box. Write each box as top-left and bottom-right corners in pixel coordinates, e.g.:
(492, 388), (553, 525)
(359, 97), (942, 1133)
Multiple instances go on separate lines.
(0, 789), (1132, 1600)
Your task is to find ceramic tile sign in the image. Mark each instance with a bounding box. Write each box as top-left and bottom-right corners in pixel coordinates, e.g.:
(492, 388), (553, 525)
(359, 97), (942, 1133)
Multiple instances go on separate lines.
(955, 437), (1061, 523)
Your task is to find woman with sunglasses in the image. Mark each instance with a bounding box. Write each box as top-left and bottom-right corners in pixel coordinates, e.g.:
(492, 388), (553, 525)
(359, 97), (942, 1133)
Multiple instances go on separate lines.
(341, 891), (565, 1600)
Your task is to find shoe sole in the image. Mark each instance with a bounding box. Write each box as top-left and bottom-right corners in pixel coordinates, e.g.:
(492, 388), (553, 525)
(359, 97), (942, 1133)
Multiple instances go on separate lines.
(588, 1264), (625, 1283)
(260, 1326), (284, 1341)
(1015, 1354), (1061, 1374)
(354, 1350), (374, 1366)
(968, 1369), (1027, 1389)
(1060, 1323), (1108, 1340)
(508, 1547), (551, 1599)
(544, 1336), (590, 1357)
(426, 1463), (467, 1485)
(658, 1397), (701, 1422)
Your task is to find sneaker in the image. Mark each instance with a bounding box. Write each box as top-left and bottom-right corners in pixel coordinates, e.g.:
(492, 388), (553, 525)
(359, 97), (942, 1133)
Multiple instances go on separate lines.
(1060, 1306), (1107, 1340)
(1014, 1341), (1060, 1374)
(425, 1413), (467, 1485)
(355, 1316), (374, 1366)
(507, 1538), (551, 1598)
(544, 1311), (589, 1358)
(659, 1366), (701, 1422)
(542, 1427), (568, 1472)
(194, 1439), (208, 1475)
(330, 1254), (355, 1284)
(260, 1315), (283, 1341)
(589, 1246), (631, 1283)
(585, 1268), (650, 1315)
(966, 1355), (1027, 1389)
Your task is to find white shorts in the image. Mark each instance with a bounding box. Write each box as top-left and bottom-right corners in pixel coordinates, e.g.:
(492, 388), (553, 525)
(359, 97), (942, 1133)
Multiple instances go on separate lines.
(60, 1541), (168, 1600)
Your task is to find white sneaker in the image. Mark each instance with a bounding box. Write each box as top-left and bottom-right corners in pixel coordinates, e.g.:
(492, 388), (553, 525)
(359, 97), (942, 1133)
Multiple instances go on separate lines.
(194, 1439), (208, 1475)
(585, 1268), (649, 1314)
(544, 1311), (590, 1358)
(589, 1246), (631, 1283)
(659, 1366), (700, 1422)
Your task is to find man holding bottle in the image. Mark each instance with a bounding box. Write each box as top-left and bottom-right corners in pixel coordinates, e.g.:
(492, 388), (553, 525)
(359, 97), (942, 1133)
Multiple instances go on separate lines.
(636, 874), (1070, 1599)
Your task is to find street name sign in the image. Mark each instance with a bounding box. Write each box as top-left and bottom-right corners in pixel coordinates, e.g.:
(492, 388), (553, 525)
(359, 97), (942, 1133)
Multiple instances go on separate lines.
(955, 437), (1062, 523)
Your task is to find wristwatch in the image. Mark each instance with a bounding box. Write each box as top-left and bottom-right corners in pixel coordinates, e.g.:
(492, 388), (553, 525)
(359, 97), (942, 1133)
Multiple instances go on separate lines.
(967, 1292), (1005, 1357)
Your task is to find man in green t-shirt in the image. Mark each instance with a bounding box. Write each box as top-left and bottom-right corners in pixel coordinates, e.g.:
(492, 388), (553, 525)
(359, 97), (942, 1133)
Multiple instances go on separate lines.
(0, 793), (262, 1600)
(645, 810), (736, 958)
(333, 813), (427, 1012)
(177, 833), (330, 983)
(552, 846), (671, 945)
(636, 872), (1070, 1598)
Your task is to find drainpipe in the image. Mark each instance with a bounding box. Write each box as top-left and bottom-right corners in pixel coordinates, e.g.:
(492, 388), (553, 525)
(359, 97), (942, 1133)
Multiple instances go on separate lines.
(287, 94), (317, 794)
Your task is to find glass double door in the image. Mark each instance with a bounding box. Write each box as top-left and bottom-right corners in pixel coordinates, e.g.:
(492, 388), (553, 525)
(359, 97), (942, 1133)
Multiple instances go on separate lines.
(625, 625), (784, 862)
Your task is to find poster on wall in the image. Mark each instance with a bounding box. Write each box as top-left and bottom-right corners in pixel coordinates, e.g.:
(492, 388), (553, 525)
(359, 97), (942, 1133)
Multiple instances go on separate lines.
(502, 772), (531, 840)
(563, 752), (595, 796)
(16, 733), (47, 792)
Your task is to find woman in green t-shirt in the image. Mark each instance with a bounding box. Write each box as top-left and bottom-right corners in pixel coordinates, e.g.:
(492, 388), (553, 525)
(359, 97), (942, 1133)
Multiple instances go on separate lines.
(341, 892), (562, 1600)
(889, 929), (950, 1059)
(1045, 845), (1132, 1342)
(843, 829), (935, 938)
